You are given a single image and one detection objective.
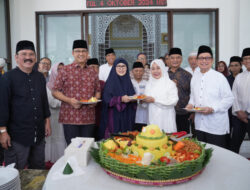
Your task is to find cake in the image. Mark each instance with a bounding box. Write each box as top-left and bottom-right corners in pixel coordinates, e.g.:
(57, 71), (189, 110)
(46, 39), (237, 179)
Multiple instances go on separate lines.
(131, 124), (173, 161)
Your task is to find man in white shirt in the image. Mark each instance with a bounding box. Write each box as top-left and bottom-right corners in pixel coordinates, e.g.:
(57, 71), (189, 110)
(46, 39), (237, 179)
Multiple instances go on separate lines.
(184, 52), (199, 75)
(186, 45), (234, 148)
(230, 47), (250, 153)
(99, 48), (116, 82)
(131, 62), (147, 131)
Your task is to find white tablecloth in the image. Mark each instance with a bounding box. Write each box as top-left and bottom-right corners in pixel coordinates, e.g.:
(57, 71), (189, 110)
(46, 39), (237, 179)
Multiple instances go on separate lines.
(43, 144), (250, 190)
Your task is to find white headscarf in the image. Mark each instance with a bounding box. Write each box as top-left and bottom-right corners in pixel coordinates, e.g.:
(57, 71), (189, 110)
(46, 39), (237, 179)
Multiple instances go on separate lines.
(145, 59), (178, 106)
(0, 58), (6, 68)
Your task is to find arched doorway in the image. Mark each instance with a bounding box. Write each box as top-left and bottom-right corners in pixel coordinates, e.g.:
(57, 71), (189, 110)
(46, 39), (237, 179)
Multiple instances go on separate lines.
(104, 15), (147, 69)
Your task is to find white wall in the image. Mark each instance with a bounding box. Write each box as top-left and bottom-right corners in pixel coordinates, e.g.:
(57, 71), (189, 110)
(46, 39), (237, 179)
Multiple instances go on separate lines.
(9, 0), (250, 67)
(0, 0), (7, 58)
(239, 0), (250, 56)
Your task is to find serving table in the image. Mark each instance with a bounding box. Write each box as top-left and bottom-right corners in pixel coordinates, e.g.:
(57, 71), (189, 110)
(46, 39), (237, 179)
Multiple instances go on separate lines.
(43, 144), (250, 190)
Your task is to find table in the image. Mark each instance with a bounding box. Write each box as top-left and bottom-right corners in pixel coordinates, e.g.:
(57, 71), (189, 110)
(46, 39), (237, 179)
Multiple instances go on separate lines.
(19, 169), (48, 190)
(43, 144), (250, 190)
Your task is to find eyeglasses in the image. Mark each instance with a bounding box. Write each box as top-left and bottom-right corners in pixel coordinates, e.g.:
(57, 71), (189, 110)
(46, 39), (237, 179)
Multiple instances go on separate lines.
(243, 57), (250, 61)
(116, 65), (127, 69)
(197, 57), (213, 61)
(74, 50), (88, 54)
(40, 62), (51, 65)
(138, 57), (146, 61)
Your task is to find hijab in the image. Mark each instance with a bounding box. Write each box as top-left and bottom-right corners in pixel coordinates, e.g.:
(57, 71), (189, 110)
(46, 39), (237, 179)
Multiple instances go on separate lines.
(145, 59), (176, 104)
(47, 62), (63, 90)
(103, 58), (135, 102)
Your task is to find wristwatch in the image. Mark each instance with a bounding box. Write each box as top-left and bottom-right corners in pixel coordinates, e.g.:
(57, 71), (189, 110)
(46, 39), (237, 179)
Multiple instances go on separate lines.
(0, 129), (7, 134)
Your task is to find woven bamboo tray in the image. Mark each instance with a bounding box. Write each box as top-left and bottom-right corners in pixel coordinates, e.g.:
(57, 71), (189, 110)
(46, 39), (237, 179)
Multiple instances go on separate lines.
(90, 139), (212, 186)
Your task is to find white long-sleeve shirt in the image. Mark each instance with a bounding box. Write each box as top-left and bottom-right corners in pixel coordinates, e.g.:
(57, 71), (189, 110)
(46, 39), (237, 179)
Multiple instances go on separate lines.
(189, 69), (234, 135)
(232, 70), (250, 119)
(99, 63), (112, 82)
(131, 79), (148, 124)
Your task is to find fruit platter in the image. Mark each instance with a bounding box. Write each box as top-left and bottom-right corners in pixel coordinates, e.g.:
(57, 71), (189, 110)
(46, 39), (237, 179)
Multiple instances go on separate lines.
(129, 95), (146, 100)
(90, 125), (213, 186)
(184, 107), (205, 112)
(79, 97), (101, 104)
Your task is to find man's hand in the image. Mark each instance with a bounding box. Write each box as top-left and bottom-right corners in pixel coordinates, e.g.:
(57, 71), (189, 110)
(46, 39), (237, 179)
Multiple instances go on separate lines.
(237, 111), (248, 123)
(200, 107), (214, 115)
(185, 104), (194, 110)
(0, 132), (11, 149)
(188, 113), (195, 123)
(122, 95), (131, 103)
(70, 98), (82, 109)
(143, 96), (155, 103)
(89, 103), (97, 108)
(45, 118), (51, 137)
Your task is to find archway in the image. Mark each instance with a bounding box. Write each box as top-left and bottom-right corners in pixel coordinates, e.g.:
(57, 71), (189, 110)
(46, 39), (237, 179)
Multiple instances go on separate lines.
(104, 15), (149, 69)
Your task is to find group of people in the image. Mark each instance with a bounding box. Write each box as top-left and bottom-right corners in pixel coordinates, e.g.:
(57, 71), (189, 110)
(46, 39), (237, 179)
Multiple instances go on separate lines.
(0, 39), (249, 170)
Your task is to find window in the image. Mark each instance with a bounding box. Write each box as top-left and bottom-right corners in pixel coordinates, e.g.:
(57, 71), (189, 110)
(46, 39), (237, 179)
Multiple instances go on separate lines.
(39, 14), (82, 65)
(173, 12), (216, 68)
(0, 0), (11, 70)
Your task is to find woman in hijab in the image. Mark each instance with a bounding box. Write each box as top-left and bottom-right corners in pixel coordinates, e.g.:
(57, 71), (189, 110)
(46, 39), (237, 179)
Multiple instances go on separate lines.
(143, 59), (178, 133)
(46, 62), (66, 164)
(99, 58), (136, 139)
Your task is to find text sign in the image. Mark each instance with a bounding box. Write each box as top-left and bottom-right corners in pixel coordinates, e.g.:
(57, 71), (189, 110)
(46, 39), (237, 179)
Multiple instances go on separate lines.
(86, 0), (167, 8)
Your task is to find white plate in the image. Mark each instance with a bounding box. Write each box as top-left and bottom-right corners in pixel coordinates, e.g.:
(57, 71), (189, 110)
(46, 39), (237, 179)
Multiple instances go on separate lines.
(183, 108), (205, 113)
(0, 168), (19, 186)
(128, 96), (146, 101)
(79, 100), (102, 104)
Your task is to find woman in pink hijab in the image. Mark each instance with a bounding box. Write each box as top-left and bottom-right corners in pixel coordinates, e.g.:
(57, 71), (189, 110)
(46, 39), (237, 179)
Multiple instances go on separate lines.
(45, 62), (66, 165)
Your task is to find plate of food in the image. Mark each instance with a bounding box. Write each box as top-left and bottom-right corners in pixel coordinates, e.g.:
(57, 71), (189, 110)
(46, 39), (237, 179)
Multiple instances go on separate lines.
(183, 107), (205, 112)
(129, 95), (146, 100)
(79, 97), (101, 104)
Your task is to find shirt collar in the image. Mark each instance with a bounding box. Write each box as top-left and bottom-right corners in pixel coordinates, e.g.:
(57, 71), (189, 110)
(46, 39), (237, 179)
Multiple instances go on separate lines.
(169, 67), (182, 73)
(16, 66), (34, 76)
(73, 62), (87, 69)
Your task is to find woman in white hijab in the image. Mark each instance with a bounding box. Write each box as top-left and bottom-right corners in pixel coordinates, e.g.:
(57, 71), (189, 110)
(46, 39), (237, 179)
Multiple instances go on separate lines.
(143, 59), (178, 133)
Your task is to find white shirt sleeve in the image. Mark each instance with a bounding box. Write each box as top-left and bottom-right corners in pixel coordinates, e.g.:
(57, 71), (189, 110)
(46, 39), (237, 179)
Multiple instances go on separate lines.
(232, 74), (242, 113)
(98, 65), (104, 81)
(188, 77), (195, 106)
(47, 87), (61, 108)
(211, 76), (234, 113)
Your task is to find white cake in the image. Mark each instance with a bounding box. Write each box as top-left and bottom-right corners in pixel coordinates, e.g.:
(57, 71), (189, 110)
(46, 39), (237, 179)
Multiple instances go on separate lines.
(64, 137), (94, 167)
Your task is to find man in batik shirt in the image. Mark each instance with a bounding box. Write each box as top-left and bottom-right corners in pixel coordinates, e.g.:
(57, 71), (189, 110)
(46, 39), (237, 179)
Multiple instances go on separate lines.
(168, 48), (192, 133)
(53, 40), (101, 145)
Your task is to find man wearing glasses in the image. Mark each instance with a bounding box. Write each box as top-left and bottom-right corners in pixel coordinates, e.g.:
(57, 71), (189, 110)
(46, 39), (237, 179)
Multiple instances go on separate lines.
(0, 40), (51, 169)
(168, 48), (192, 133)
(186, 45), (234, 148)
(52, 40), (101, 145)
(38, 57), (52, 82)
(130, 53), (150, 81)
(230, 48), (250, 153)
